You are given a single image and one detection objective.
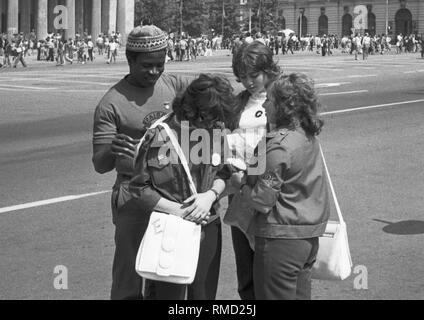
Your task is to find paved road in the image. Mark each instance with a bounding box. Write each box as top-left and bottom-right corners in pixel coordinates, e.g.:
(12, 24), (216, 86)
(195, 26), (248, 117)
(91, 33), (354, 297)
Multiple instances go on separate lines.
(0, 50), (423, 300)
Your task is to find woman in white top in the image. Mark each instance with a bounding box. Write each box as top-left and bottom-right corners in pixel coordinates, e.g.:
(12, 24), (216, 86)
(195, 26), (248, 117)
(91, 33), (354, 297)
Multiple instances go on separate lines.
(224, 41), (280, 300)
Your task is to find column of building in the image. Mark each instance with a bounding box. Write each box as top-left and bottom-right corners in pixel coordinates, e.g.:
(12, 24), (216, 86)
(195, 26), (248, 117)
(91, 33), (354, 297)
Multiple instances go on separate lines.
(117, 0), (134, 44)
(47, 0), (58, 34)
(92, 0), (101, 38)
(4, 0), (134, 43)
(108, 0), (117, 36)
(65, 0), (75, 40)
(19, 0), (32, 35)
(419, 0), (424, 36)
(7, 0), (19, 36)
(100, 0), (117, 36)
(0, 1), (4, 33)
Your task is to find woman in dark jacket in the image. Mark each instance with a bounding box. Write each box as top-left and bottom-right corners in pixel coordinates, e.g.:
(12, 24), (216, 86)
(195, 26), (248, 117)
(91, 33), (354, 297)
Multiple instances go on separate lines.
(129, 74), (235, 300)
(244, 73), (330, 300)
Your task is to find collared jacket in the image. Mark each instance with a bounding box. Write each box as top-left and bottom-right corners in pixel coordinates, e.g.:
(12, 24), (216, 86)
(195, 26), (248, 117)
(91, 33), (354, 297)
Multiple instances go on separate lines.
(129, 115), (232, 221)
(249, 126), (330, 239)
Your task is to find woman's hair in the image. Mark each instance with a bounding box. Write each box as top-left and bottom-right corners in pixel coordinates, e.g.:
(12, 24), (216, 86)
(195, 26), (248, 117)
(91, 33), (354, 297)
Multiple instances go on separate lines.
(232, 41), (280, 82)
(172, 74), (236, 129)
(267, 73), (324, 136)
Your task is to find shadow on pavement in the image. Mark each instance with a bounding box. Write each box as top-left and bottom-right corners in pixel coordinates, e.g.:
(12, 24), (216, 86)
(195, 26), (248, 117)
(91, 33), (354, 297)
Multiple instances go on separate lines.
(373, 219), (424, 235)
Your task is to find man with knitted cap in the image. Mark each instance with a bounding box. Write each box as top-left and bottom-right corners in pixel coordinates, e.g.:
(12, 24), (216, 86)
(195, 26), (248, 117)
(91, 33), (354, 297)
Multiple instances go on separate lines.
(92, 24), (193, 300)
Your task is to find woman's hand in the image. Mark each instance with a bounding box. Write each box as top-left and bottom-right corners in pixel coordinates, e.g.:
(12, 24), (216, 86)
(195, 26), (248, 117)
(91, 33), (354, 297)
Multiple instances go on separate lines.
(182, 192), (216, 225)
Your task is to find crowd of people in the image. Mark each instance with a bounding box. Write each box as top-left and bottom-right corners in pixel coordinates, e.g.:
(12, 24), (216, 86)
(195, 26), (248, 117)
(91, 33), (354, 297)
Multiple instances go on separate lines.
(228, 31), (424, 59)
(92, 23), (330, 301)
(165, 34), (226, 62)
(0, 30), (124, 68)
(2, 27), (423, 69)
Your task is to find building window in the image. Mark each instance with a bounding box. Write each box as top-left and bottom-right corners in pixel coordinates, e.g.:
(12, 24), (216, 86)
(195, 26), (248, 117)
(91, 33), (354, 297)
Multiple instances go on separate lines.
(367, 12), (376, 36)
(277, 16), (286, 30)
(318, 15), (328, 36)
(395, 8), (413, 35)
(298, 15), (307, 36)
(1, 13), (5, 33)
(342, 13), (352, 36)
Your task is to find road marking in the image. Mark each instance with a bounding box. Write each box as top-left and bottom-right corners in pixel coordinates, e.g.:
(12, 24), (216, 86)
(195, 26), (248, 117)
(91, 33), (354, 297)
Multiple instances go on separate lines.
(54, 89), (108, 93)
(354, 67), (376, 70)
(0, 84), (57, 90)
(320, 99), (424, 116)
(0, 87), (106, 93)
(316, 82), (350, 88)
(347, 74), (377, 78)
(283, 66), (344, 72)
(0, 191), (111, 214)
(0, 77), (113, 86)
(319, 90), (368, 96)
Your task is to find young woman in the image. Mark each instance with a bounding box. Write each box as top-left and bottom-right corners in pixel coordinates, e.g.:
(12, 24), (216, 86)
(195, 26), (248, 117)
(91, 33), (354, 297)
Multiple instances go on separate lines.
(246, 73), (330, 299)
(225, 41), (280, 300)
(129, 74), (235, 300)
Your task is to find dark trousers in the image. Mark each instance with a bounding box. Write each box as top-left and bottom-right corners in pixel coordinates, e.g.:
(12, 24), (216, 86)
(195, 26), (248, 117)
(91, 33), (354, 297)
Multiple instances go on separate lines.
(13, 53), (27, 67)
(110, 186), (148, 300)
(111, 219), (147, 300)
(148, 219), (222, 300)
(253, 237), (319, 300)
(88, 48), (93, 61)
(48, 48), (54, 61)
(231, 226), (255, 300)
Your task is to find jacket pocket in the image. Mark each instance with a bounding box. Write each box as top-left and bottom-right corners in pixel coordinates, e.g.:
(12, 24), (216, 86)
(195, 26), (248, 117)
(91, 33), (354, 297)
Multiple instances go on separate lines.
(147, 156), (173, 187)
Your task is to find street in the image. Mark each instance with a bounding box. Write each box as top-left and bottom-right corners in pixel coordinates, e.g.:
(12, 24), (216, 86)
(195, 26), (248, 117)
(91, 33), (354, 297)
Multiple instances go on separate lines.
(0, 50), (423, 300)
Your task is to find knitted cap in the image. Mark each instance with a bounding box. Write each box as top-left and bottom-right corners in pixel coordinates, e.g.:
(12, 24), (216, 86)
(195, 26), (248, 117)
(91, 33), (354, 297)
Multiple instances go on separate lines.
(126, 25), (168, 53)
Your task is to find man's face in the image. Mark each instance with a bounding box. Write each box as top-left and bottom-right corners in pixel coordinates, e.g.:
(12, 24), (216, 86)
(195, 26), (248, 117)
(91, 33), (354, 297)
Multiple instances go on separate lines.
(128, 50), (166, 88)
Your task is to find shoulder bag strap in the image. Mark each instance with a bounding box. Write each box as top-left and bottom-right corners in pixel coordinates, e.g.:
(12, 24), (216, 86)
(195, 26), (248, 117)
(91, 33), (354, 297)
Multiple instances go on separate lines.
(157, 122), (198, 196)
(133, 113), (172, 166)
(319, 142), (345, 225)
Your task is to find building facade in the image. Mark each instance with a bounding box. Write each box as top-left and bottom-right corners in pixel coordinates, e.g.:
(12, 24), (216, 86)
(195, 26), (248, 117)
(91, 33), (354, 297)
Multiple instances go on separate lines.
(1, 0), (422, 42)
(239, 0), (424, 37)
(0, 0), (134, 43)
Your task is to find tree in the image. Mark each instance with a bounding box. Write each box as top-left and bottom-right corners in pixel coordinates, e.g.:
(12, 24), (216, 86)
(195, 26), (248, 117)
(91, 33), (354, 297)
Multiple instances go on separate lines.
(134, 0), (178, 33)
(241, 0), (278, 35)
(209, 0), (241, 39)
(182, 0), (210, 37)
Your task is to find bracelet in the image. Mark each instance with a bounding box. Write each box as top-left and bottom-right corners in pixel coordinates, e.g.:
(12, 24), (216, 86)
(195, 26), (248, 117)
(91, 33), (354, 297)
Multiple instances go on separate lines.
(209, 188), (220, 201)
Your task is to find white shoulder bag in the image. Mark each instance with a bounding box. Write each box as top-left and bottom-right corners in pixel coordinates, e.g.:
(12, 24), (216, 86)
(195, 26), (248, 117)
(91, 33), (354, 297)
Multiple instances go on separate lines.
(312, 144), (353, 281)
(135, 121), (202, 285)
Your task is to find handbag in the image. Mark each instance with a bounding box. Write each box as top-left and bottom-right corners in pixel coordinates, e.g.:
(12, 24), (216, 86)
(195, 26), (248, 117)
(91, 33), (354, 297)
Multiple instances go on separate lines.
(312, 144), (353, 281)
(135, 121), (202, 284)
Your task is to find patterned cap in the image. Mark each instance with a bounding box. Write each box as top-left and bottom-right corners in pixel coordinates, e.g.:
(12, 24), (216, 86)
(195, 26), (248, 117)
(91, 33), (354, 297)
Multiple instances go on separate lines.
(126, 25), (168, 53)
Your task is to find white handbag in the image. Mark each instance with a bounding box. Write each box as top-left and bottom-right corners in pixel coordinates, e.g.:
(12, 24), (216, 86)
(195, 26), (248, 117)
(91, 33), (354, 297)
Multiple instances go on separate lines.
(135, 121), (202, 284)
(312, 144), (353, 281)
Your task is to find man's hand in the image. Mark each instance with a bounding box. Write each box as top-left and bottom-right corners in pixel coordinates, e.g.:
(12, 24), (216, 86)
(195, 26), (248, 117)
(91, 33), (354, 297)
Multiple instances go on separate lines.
(111, 134), (140, 159)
